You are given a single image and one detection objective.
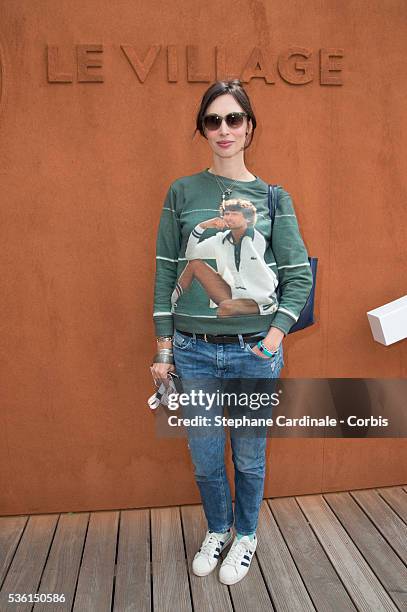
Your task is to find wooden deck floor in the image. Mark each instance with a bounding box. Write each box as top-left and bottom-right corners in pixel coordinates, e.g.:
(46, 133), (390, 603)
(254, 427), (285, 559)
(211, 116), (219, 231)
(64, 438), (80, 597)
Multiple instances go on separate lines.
(0, 486), (406, 612)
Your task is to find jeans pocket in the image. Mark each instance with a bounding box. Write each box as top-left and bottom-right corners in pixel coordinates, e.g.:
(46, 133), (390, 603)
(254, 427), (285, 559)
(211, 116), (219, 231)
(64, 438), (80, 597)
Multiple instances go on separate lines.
(173, 330), (193, 350)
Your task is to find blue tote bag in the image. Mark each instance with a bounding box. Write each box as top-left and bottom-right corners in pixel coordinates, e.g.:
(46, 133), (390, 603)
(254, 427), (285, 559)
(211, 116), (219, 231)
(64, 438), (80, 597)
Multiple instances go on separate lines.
(268, 184), (318, 334)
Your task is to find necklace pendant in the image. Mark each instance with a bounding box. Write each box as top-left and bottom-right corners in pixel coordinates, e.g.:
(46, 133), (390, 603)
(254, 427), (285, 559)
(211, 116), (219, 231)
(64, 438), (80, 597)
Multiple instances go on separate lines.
(225, 188), (232, 196)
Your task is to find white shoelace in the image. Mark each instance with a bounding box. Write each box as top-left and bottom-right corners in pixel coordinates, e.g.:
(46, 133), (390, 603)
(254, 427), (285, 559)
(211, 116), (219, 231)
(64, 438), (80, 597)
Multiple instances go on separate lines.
(200, 534), (222, 558)
(224, 540), (248, 566)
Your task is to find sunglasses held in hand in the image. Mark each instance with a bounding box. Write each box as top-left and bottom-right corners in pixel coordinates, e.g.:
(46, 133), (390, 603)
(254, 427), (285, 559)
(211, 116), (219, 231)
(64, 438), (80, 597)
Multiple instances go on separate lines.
(203, 112), (248, 131)
(148, 372), (181, 411)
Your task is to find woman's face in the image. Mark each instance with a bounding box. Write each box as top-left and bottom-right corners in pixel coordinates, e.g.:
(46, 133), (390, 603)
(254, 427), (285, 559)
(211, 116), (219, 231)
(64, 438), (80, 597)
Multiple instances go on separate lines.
(203, 93), (252, 160)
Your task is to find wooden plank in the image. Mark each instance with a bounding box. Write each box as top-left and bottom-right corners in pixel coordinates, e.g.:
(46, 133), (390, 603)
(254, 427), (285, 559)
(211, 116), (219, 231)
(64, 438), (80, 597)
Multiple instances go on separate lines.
(298, 494), (398, 612)
(377, 487), (407, 524)
(0, 516), (27, 584)
(324, 492), (407, 611)
(181, 505), (233, 612)
(0, 514), (58, 612)
(33, 512), (89, 612)
(113, 509), (151, 612)
(269, 497), (356, 611)
(350, 489), (407, 564)
(228, 553), (275, 612)
(73, 511), (118, 612)
(151, 506), (192, 612)
(256, 500), (315, 611)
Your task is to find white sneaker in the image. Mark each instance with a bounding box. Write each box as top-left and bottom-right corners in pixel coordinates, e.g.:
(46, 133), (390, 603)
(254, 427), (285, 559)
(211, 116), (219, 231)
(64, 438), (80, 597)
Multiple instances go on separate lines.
(218, 534), (257, 585)
(192, 529), (233, 577)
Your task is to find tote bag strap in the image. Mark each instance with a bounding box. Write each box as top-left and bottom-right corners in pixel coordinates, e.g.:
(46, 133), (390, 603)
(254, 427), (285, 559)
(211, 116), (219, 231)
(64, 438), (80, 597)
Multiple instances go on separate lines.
(267, 184), (279, 230)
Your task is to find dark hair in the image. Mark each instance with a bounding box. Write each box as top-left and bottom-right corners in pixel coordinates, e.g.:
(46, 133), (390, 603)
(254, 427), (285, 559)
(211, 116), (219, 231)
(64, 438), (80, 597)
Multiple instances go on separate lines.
(195, 80), (257, 149)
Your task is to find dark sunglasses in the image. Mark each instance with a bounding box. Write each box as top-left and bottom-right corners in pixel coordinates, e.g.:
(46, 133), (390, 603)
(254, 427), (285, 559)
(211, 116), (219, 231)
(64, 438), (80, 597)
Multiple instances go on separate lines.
(203, 112), (248, 131)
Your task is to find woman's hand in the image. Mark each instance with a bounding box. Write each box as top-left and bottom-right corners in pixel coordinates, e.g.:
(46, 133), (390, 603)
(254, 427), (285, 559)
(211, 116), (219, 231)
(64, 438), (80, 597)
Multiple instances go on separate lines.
(199, 217), (228, 230)
(150, 361), (176, 387)
(251, 327), (284, 359)
(151, 337), (175, 386)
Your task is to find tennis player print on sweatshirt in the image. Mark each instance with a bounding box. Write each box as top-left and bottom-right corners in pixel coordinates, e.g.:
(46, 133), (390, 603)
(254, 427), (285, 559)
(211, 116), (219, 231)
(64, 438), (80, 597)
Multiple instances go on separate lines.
(171, 198), (279, 318)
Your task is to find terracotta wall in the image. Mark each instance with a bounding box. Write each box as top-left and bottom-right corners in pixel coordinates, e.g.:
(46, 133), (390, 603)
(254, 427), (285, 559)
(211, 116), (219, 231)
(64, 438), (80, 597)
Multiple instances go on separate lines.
(0, 0), (406, 515)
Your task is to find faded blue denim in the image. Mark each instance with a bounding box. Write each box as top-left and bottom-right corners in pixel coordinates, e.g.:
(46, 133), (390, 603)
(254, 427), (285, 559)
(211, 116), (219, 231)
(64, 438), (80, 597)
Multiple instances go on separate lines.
(173, 329), (284, 535)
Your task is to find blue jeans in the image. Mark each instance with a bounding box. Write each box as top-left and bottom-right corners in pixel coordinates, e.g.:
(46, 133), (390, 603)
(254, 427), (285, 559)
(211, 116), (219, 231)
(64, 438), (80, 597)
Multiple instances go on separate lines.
(173, 329), (284, 535)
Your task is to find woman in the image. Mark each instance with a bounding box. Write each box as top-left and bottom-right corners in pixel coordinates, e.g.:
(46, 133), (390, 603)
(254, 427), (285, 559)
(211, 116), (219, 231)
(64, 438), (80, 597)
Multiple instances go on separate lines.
(151, 80), (312, 585)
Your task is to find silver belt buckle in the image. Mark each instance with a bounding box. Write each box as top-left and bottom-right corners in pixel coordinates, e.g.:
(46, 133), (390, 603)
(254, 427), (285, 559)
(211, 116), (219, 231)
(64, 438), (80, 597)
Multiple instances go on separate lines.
(203, 333), (208, 342)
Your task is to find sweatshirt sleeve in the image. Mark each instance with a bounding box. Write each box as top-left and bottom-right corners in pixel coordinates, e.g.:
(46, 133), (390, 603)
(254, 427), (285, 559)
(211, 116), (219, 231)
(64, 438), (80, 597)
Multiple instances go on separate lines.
(153, 185), (181, 336)
(270, 187), (313, 335)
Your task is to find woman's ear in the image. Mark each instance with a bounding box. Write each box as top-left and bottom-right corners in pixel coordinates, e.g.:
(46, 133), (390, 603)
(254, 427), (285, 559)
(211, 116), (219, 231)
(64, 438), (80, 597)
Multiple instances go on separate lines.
(246, 119), (253, 136)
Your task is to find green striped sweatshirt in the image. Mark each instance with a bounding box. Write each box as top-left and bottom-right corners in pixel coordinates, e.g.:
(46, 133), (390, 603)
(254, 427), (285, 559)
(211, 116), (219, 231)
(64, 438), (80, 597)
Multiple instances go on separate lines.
(153, 169), (312, 336)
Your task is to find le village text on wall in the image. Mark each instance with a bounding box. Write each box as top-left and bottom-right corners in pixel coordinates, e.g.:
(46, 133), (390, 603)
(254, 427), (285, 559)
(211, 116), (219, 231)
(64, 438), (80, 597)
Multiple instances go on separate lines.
(47, 45), (344, 85)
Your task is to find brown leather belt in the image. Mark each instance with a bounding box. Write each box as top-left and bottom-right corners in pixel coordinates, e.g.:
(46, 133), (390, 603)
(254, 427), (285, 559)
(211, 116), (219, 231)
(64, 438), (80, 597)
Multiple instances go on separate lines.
(177, 330), (265, 344)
